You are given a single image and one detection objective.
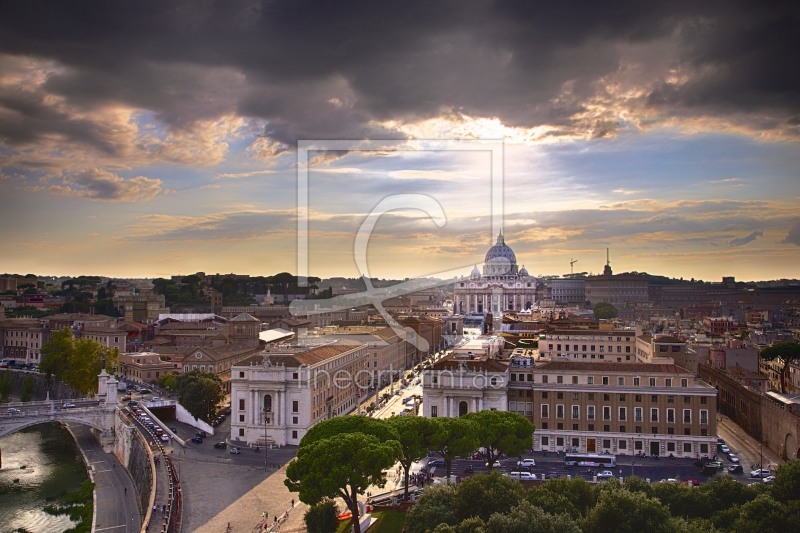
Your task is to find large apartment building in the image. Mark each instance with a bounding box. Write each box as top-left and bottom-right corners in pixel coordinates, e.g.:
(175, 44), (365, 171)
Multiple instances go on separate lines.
(229, 342), (370, 447)
(508, 360), (717, 458)
(538, 329), (637, 362)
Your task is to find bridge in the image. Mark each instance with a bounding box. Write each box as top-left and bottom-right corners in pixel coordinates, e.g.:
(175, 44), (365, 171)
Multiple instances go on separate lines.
(0, 369), (119, 445)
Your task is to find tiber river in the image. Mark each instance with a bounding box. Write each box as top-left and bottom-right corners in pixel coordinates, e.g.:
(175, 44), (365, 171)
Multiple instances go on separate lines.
(0, 423), (87, 533)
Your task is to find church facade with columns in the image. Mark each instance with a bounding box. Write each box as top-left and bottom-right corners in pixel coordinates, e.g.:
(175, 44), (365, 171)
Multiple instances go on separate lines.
(454, 232), (537, 320)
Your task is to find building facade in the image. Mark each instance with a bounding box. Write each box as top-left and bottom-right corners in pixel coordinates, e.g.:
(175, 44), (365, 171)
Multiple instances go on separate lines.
(538, 329), (638, 363)
(453, 232), (536, 320)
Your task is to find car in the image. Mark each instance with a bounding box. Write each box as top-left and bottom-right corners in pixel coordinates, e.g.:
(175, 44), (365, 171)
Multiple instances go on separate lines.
(728, 454), (740, 463)
(128, 400), (138, 407)
(597, 470), (615, 480)
(508, 471), (536, 480)
(517, 458), (537, 468)
(229, 446), (241, 454)
(139, 388), (151, 394)
(751, 469), (772, 478)
(151, 396), (161, 401)
(213, 441), (227, 449)
(191, 436), (203, 444)
(62, 402), (76, 409)
(728, 464), (744, 474)
(160, 434), (169, 442)
(8, 407), (21, 414)
(197, 430), (208, 438)
(717, 437), (726, 445)
(762, 475), (776, 484)
(704, 461), (723, 469)
(719, 444), (731, 454)
(428, 459), (445, 468)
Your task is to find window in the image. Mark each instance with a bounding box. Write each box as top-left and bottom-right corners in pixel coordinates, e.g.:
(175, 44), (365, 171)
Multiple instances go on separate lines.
(681, 378), (689, 387)
(556, 405), (564, 419)
(542, 391), (549, 399)
(239, 399), (245, 410)
(651, 395), (658, 402)
(603, 425), (610, 432)
(667, 408), (675, 423)
(541, 422), (548, 429)
(292, 430), (298, 439)
(541, 404), (549, 418)
(542, 375), (549, 383)
(700, 410), (708, 424)
(239, 414), (245, 422)
(649, 378), (656, 386)
(602, 439), (611, 448)
(683, 409), (691, 423)
(588, 377), (594, 385)
(700, 443), (709, 454)
(588, 424), (595, 431)
(572, 423), (579, 431)
(619, 440), (627, 449)
(239, 428), (245, 437)
(572, 376), (578, 384)
(634, 407), (643, 422)
(634, 440), (643, 451)
(634, 377), (640, 386)
(684, 396), (691, 404)
(619, 407), (627, 421)
(587, 406), (595, 420)
(572, 405), (579, 419)
(431, 406), (438, 417)
(618, 377), (625, 386)
(293, 372), (298, 380)
(650, 408), (659, 422)
(556, 437), (564, 447)
(292, 401), (299, 413)
(701, 396), (708, 405)
(603, 406), (611, 420)
(684, 428), (690, 435)
(602, 376), (609, 385)
(557, 423), (564, 430)
(292, 416), (298, 424)
(620, 425), (626, 432)
(668, 428), (674, 435)
(684, 443), (692, 453)
(541, 436), (549, 446)
(588, 393), (595, 400)
(557, 392), (564, 399)
(667, 395), (675, 403)
(619, 394), (626, 401)
(604, 394), (610, 401)
(667, 442), (676, 452)
(433, 376), (438, 384)
(665, 378), (672, 387)
(557, 375), (564, 384)
(635, 395), (642, 402)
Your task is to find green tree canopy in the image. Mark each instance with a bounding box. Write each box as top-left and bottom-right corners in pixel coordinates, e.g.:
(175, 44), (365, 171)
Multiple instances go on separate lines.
(40, 328), (119, 395)
(301, 415), (397, 447)
(462, 410), (534, 468)
(404, 484), (459, 533)
(303, 498), (339, 533)
(0, 370), (11, 402)
(453, 472), (525, 524)
(770, 458), (800, 503)
(593, 302), (619, 320)
(285, 432), (401, 533)
(386, 415), (438, 500)
(582, 486), (674, 533)
(174, 369), (224, 422)
(759, 342), (800, 394)
(484, 499), (582, 533)
(429, 417), (480, 480)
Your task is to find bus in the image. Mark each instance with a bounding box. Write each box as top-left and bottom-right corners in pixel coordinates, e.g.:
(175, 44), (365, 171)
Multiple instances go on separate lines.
(564, 453), (617, 468)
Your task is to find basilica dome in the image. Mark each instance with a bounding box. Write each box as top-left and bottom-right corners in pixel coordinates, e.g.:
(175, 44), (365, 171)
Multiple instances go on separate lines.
(483, 232), (519, 277)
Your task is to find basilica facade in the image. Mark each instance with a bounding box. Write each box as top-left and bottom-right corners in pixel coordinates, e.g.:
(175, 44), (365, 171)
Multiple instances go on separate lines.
(454, 232), (536, 320)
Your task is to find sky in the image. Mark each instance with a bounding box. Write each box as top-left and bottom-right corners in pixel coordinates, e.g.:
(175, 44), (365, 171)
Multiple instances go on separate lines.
(0, 0), (798, 283)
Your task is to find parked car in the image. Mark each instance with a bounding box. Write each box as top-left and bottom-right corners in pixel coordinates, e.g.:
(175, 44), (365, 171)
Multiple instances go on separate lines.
(213, 442), (227, 449)
(719, 444), (731, 454)
(428, 459), (445, 468)
(139, 388), (151, 394)
(751, 468), (772, 478)
(229, 446), (241, 455)
(62, 402), (76, 409)
(717, 437), (726, 445)
(762, 475), (776, 484)
(508, 471), (536, 480)
(192, 436), (203, 444)
(728, 464), (744, 474)
(597, 470), (615, 480)
(517, 458), (536, 468)
(7, 407), (21, 414)
(728, 454), (740, 463)
(160, 434), (169, 442)
(151, 396), (161, 401)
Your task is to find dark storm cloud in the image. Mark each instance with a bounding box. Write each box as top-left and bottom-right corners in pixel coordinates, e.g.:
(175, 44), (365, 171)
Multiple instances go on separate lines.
(728, 230), (763, 247)
(0, 0), (797, 152)
(782, 220), (800, 246)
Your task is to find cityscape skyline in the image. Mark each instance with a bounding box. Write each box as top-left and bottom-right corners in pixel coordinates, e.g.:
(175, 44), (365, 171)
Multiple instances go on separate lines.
(1, 2), (798, 282)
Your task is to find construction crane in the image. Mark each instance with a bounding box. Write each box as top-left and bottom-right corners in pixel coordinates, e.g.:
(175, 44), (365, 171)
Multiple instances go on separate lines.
(570, 258), (578, 274)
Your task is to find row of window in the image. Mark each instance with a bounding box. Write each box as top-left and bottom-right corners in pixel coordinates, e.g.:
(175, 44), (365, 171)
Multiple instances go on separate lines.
(535, 421), (709, 436)
(238, 398), (300, 413)
(547, 344), (632, 353)
(540, 436), (711, 455)
(540, 404), (709, 424)
(517, 375), (692, 387)
(523, 391), (709, 404)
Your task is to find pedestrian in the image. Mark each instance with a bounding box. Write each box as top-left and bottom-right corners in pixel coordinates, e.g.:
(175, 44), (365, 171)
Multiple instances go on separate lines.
(124, 487), (127, 495)
(291, 498), (295, 507)
(274, 515), (278, 523)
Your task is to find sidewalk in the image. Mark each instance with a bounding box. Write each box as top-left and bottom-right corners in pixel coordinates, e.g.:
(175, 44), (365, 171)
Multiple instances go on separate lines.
(717, 415), (783, 471)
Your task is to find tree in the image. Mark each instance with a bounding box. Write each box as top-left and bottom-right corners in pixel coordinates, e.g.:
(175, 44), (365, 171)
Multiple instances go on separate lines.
(304, 498), (339, 533)
(40, 328), (119, 395)
(729, 493), (800, 533)
(759, 342), (800, 394)
(174, 370), (224, 422)
(301, 415), (396, 447)
(770, 459), (800, 502)
(484, 499), (581, 533)
(529, 477), (596, 517)
(453, 472), (525, 524)
(429, 417), (480, 480)
(593, 302), (618, 320)
(404, 483), (459, 533)
(582, 487), (674, 533)
(462, 411), (534, 469)
(157, 372), (179, 393)
(285, 432), (401, 533)
(20, 374), (36, 402)
(0, 370), (11, 402)
(386, 415), (438, 500)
